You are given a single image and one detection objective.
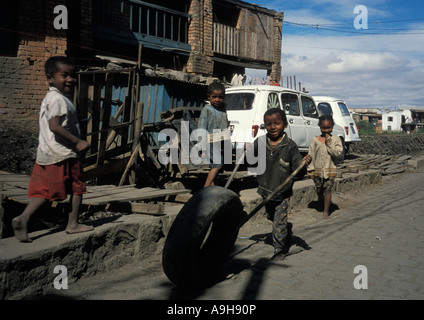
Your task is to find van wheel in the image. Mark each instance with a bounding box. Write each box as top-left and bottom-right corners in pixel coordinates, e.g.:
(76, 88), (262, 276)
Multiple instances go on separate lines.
(162, 186), (245, 288)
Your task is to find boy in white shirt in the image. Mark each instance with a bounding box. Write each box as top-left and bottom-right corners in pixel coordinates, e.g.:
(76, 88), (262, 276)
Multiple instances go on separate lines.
(12, 56), (93, 242)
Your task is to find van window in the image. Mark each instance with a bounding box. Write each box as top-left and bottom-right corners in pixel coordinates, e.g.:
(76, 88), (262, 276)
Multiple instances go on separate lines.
(267, 93), (281, 109)
(301, 96), (318, 118)
(338, 102), (350, 116)
(281, 93), (300, 116)
(224, 93), (255, 110)
(317, 103), (333, 116)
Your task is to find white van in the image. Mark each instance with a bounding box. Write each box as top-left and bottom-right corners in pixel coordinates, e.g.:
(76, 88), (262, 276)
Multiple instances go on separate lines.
(224, 85), (345, 154)
(313, 96), (361, 153)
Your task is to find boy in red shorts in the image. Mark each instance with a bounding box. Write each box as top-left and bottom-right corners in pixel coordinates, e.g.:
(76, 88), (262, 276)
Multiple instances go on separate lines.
(12, 56), (93, 242)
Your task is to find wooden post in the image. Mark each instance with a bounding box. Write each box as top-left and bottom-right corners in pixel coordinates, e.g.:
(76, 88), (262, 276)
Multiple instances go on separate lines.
(118, 101), (143, 187)
(91, 74), (103, 155)
(131, 43), (143, 142)
(118, 144), (141, 187)
(119, 44), (143, 187)
(77, 74), (89, 139)
(0, 182), (4, 239)
(96, 73), (114, 167)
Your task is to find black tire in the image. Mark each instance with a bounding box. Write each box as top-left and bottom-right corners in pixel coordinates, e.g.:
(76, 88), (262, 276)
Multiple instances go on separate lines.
(162, 186), (244, 288)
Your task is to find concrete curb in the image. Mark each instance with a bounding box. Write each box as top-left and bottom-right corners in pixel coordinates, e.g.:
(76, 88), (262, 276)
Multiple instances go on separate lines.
(0, 168), (396, 300)
(0, 212), (176, 299)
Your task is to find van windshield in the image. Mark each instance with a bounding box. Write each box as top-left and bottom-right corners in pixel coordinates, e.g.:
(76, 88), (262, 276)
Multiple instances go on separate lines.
(224, 93), (255, 110)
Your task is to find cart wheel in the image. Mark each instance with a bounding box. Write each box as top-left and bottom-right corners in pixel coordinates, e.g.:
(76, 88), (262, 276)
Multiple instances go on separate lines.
(162, 186), (244, 288)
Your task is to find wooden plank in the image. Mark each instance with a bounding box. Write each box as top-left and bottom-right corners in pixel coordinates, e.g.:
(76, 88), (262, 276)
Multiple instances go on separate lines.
(77, 75), (89, 138)
(81, 186), (148, 200)
(84, 186), (157, 198)
(85, 184), (135, 192)
(82, 188), (190, 206)
(0, 175), (30, 182)
(90, 74), (104, 155)
(0, 182), (4, 238)
(1, 181), (28, 189)
(106, 100), (126, 150)
(106, 202), (165, 216)
(0, 171), (14, 175)
(78, 67), (135, 75)
(4, 195), (30, 203)
(1, 188), (28, 196)
(96, 73), (114, 167)
(86, 84), (94, 147)
(122, 94), (132, 147)
(119, 101), (144, 186)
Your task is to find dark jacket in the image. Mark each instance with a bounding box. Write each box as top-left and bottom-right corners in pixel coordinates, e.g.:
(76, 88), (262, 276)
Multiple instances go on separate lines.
(254, 133), (305, 202)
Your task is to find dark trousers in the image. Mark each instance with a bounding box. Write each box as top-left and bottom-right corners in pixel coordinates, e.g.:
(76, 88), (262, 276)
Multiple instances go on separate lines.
(265, 199), (289, 253)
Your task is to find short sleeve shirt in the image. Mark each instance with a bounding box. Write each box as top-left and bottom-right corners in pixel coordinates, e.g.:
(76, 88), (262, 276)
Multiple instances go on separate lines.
(197, 104), (230, 148)
(36, 87), (81, 165)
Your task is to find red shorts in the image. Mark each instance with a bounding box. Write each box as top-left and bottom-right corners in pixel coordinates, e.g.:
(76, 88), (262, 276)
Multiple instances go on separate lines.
(28, 158), (86, 201)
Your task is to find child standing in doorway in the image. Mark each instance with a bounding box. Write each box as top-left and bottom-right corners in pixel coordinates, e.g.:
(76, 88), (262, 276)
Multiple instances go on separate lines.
(254, 108), (311, 260)
(307, 115), (343, 219)
(12, 56), (93, 242)
(197, 82), (230, 187)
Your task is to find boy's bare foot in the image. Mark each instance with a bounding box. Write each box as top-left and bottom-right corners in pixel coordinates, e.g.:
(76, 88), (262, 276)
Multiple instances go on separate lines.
(12, 217), (32, 242)
(65, 223), (94, 234)
(323, 212), (329, 219)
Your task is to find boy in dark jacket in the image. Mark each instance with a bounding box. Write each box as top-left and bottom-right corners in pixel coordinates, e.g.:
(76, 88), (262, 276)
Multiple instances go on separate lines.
(254, 108), (311, 260)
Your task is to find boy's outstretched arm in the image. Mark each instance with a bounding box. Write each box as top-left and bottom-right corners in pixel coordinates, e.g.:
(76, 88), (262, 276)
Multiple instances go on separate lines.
(49, 116), (90, 152)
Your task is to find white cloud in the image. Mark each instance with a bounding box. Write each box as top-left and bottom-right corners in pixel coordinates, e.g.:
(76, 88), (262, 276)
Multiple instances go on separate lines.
(281, 32), (424, 108)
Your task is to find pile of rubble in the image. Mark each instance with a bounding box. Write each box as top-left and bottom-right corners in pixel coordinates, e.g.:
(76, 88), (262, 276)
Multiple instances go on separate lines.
(339, 154), (419, 176)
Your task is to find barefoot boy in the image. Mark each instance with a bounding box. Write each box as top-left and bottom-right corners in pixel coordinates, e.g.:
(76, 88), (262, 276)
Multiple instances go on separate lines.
(307, 115), (343, 218)
(197, 82), (230, 187)
(12, 56), (93, 242)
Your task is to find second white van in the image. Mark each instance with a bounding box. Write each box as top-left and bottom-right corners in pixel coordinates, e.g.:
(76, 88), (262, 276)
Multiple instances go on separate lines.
(314, 96), (361, 154)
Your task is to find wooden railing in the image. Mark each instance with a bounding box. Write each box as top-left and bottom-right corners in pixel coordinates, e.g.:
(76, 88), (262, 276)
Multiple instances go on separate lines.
(213, 23), (240, 56)
(94, 0), (191, 48)
(213, 22), (273, 62)
(127, 0), (190, 43)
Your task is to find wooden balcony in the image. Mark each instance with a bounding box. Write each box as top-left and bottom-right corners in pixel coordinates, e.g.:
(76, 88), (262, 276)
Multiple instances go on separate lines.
(213, 22), (274, 62)
(93, 0), (191, 52)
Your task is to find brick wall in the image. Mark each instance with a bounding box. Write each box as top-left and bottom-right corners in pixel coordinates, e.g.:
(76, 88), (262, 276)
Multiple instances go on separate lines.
(186, 0), (214, 76)
(270, 12), (284, 84)
(0, 0), (69, 133)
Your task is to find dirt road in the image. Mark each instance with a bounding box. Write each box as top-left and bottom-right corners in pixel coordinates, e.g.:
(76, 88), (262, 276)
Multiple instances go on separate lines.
(42, 171), (424, 300)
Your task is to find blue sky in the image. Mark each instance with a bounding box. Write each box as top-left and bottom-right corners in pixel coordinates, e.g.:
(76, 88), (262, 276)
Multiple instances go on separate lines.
(248, 0), (424, 108)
